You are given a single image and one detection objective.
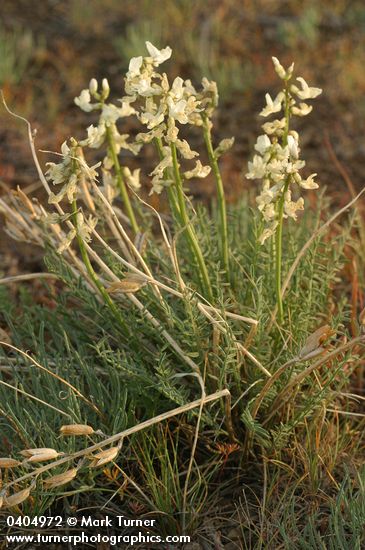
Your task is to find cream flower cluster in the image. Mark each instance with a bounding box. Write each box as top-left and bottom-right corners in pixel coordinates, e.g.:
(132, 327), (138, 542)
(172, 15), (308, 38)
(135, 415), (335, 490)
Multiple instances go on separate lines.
(46, 140), (100, 205)
(246, 57), (322, 244)
(49, 42), (230, 210)
(73, 42), (221, 195)
(57, 211), (97, 254)
(74, 77), (142, 194)
(122, 42), (220, 194)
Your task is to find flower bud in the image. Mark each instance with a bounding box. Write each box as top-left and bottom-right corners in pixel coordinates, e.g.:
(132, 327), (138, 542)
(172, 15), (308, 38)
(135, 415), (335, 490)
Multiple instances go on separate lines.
(89, 78), (98, 96)
(272, 57), (286, 80)
(101, 78), (110, 99)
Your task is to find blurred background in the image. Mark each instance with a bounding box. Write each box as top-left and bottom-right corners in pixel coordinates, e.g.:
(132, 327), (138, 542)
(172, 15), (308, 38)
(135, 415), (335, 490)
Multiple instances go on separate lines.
(1, 0), (365, 270)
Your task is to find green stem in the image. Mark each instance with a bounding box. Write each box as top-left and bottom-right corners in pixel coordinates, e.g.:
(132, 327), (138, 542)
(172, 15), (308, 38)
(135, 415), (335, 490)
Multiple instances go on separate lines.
(106, 126), (139, 234)
(72, 201), (129, 335)
(170, 143), (213, 302)
(154, 137), (180, 221)
(202, 116), (230, 279)
(275, 83), (291, 324)
(275, 180), (289, 323)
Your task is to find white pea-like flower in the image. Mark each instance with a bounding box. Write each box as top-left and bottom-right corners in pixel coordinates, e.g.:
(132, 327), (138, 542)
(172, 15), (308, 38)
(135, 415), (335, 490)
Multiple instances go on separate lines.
(175, 139), (198, 160)
(74, 89), (97, 112)
(145, 41), (172, 66)
(262, 118), (286, 136)
(101, 78), (110, 98)
(76, 212), (98, 242)
(272, 57), (287, 79)
(299, 173), (319, 189)
(123, 167), (141, 190)
(291, 77), (322, 100)
(254, 135), (271, 155)
(167, 97), (189, 124)
(214, 137), (235, 158)
(287, 135), (299, 159)
(272, 57), (294, 80)
(57, 227), (77, 254)
(246, 155), (267, 180)
(127, 56), (143, 78)
(47, 140), (100, 205)
(81, 124), (105, 149)
(259, 221), (278, 244)
(284, 190), (304, 220)
(291, 102), (313, 116)
(184, 160), (211, 179)
(260, 92), (285, 117)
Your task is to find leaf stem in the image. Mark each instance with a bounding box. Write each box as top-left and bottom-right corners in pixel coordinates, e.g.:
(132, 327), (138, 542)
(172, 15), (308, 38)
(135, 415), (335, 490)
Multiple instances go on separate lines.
(106, 126), (139, 234)
(154, 137), (181, 221)
(275, 179), (289, 323)
(72, 200), (129, 335)
(275, 82), (291, 323)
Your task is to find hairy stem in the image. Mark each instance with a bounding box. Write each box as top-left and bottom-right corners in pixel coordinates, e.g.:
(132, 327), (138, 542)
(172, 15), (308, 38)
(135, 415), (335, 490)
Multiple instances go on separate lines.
(202, 115), (230, 279)
(170, 143), (213, 302)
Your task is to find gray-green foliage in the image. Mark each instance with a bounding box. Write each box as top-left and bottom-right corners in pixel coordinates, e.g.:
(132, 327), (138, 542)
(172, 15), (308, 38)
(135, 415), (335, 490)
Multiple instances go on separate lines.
(0, 194), (363, 541)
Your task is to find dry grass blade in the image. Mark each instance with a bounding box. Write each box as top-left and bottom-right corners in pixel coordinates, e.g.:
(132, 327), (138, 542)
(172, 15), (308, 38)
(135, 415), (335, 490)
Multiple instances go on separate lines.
(0, 376), (70, 417)
(5, 389), (230, 490)
(263, 336), (365, 425)
(0, 342), (102, 417)
(0, 273), (58, 285)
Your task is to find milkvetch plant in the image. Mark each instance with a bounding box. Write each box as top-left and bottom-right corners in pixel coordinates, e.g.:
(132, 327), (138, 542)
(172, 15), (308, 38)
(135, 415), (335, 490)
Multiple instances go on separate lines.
(73, 41), (233, 297)
(2, 41), (364, 545)
(246, 56), (322, 322)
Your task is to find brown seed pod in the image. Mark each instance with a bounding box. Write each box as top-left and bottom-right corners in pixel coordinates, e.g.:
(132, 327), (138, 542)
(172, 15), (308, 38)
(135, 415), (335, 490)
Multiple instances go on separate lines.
(89, 447), (119, 468)
(299, 325), (335, 358)
(27, 450), (60, 463)
(60, 424), (94, 436)
(0, 458), (21, 469)
(20, 448), (59, 459)
(106, 275), (146, 295)
(4, 487), (31, 508)
(43, 468), (77, 489)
